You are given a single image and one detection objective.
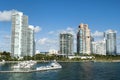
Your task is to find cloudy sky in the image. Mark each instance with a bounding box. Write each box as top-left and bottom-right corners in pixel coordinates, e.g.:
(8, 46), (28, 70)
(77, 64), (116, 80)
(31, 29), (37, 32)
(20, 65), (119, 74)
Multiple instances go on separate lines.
(0, 0), (120, 53)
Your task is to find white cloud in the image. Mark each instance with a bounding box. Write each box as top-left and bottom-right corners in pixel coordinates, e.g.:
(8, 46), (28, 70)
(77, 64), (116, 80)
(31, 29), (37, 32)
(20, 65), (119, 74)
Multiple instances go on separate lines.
(28, 25), (34, 30)
(66, 27), (73, 31)
(0, 10), (13, 21)
(38, 38), (48, 45)
(38, 38), (58, 45)
(29, 25), (42, 33)
(47, 27), (76, 38)
(34, 26), (42, 33)
(37, 37), (59, 52)
(59, 27), (76, 36)
(91, 31), (104, 37)
(66, 27), (76, 35)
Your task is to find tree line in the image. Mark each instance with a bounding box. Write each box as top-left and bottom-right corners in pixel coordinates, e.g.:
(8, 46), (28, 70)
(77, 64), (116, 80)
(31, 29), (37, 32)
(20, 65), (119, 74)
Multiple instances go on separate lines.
(0, 51), (120, 61)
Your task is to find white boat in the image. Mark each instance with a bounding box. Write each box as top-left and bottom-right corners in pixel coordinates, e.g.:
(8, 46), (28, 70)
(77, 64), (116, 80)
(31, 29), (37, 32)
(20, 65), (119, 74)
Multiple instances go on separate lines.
(36, 60), (62, 71)
(0, 60), (5, 64)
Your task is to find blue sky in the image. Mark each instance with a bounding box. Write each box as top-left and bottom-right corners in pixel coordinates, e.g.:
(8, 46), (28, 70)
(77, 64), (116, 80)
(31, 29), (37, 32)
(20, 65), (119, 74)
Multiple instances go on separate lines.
(0, 0), (120, 52)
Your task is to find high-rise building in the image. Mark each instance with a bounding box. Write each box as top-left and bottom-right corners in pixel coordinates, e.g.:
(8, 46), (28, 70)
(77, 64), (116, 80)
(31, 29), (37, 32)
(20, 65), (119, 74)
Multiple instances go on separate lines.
(77, 23), (91, 55)
(33, 39), (36, 56)
(11, 11), (35, 58)
(60, 33), (73, 57)
(27, 26), (35, 57)
(106, 30), (116, 55)
(92, 39), (106, 55)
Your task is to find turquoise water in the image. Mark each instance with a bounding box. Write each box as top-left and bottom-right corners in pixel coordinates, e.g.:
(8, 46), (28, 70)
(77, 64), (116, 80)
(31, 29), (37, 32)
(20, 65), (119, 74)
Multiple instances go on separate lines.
(0, 62), (120, 80)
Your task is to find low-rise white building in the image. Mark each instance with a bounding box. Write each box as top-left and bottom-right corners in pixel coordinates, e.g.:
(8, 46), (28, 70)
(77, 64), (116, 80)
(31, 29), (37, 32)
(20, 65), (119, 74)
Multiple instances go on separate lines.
(48, 49), (58, 55)
(35, 50), (40, 54)
(68, 56), (95, 59)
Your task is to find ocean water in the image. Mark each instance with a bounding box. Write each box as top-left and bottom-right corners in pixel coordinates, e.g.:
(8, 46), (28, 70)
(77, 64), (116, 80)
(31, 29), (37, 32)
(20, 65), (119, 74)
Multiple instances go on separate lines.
(0, 62), (120, 80)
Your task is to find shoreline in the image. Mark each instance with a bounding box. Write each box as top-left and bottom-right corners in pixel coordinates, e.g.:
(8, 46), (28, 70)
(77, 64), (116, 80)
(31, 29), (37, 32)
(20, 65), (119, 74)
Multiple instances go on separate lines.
(4, 60), (120, 63)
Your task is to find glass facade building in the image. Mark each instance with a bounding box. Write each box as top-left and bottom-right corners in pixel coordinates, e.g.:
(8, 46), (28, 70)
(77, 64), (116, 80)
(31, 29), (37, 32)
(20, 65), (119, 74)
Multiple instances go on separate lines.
(60, 33), (73, 57)
(106, 30), (116, 55)
(77, 23), (91, 55)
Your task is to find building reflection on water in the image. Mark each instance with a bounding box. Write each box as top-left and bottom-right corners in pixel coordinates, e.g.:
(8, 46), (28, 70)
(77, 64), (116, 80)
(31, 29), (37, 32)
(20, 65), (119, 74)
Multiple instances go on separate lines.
(9, 73), (33, 80)
(80, 62), (94, 80)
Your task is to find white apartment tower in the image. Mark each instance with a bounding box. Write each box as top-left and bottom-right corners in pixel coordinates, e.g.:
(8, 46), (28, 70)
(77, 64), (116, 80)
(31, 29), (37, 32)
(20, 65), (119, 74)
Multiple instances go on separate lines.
(27, 26), (35, 57)
(11, 11), (35, 58)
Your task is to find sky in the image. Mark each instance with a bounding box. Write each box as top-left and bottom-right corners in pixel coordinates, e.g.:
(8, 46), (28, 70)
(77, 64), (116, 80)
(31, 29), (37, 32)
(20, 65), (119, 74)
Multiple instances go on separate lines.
(0, 0), (120, 53)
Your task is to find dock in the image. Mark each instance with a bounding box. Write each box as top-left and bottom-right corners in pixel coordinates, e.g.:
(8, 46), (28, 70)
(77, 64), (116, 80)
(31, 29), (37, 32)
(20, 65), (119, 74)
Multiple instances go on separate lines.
(0, 69), (59, 73)
(0, 68), (61, 73)
(0, 70), (40, 73)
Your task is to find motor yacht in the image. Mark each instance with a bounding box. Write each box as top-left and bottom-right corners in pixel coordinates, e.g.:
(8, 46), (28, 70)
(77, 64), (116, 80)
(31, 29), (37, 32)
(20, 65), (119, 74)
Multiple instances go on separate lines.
(0, 60), (5, 64)
(36, 60), (62, 71)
